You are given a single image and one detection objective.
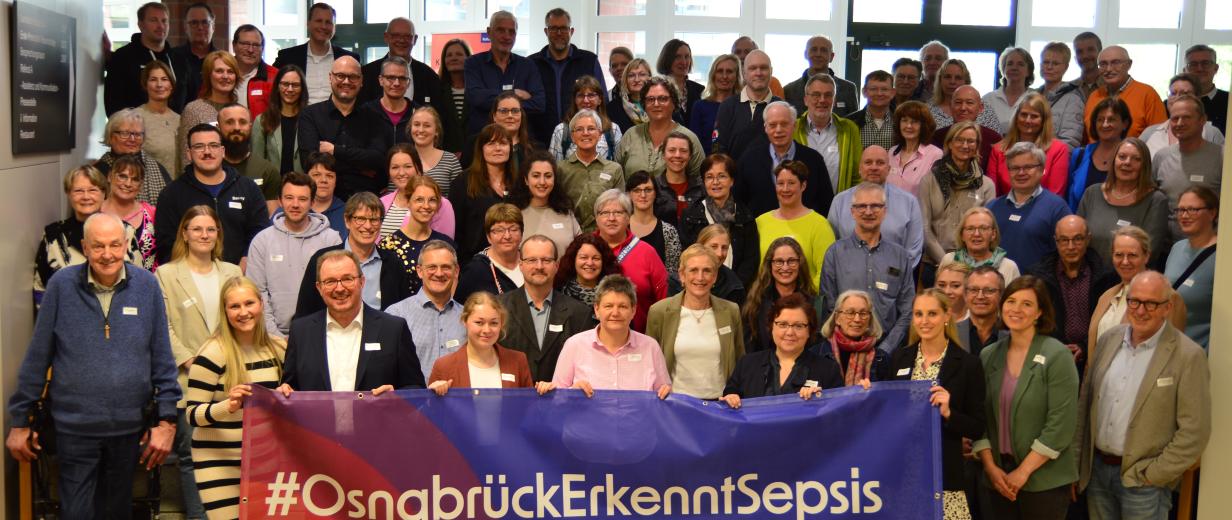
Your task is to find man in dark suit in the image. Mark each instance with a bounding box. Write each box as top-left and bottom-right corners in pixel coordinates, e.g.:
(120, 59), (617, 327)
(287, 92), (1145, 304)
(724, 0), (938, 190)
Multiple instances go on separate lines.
(295, 192), (409, 318)
(272, 2), (360, 105)
(713, 50), (781, 159)
(280, 249), (425, 394)
(734, 101), (832, 217)
(497, 235), (592, 382)
(358, 17), (440, 107)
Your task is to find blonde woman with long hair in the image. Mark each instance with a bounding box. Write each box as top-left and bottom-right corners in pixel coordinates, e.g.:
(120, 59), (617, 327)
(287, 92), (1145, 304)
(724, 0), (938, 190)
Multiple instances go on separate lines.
(185, 276), (286, 519)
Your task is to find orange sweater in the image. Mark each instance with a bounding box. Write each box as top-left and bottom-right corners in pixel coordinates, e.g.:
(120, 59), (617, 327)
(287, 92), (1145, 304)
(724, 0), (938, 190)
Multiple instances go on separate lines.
(1083, 79), (1167, 143)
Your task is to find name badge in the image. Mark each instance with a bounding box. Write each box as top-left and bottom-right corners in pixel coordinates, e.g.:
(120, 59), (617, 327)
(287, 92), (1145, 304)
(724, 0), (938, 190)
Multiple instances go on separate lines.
(229, 201), (243, 209)
(445, 339), (460, 348)
(502, 84), (513, 91)
(599, 173), (612, 181)
(896, 367), (911, 376)
(122, 306), (139, 316)
(1189, 175), (1204, 182)
(1183, 279), (1195, 287)
(627, 354), (643, 362)
(1116, 219), (1130, 227)
(251, 89), (264, 96)
(1033, 354), (1046, 365)
(804, 380), (819, 388)
(375, 290), (381, 299)
(424, 96), (431, 103)
(271, 254), (284, 262)
(548, 324), (563, 332)
(552, 222), (565, 229)
(875, 281), (889, 291)
(677, 195), (686, 202)
(501, 373), (516, 382)
(1157, 377), (1174, 387)
(967, 192), (981, 201)
(181, 297), (196, 308)
(826, 146), (838, 154)
(1008, 214), (1022, 222)
(254, 178), (264, 186)
(718, 325), (732, 335)
(364, 343), (381, 351)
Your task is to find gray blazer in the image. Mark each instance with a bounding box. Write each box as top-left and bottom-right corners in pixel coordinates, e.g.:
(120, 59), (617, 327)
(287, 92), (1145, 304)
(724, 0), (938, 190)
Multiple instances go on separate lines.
(497, 288), (594, 383)
(1077, 323), (1211, 490)
(645, 293), (744, 381)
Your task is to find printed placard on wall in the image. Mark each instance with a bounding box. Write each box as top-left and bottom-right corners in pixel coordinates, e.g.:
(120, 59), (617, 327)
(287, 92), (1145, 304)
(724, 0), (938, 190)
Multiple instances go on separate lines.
(10, 1), (76, 155)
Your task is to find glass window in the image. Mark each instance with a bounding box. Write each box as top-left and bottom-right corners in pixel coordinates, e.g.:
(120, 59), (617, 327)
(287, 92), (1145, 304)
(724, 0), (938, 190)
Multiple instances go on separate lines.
(265, 0), (298, 26)
(366, 47), (388, 64)
(1119, 0), (1181, 29)
(334, 0), (354, 24)
(1121, 44), (1178, 99)
(1210, 45), (1232, 91)
(599, 0), (647, 16)
(425, 0), (467, 21)
(767, 0), (831, 20)
(1028, 40), (1082, 85)
(271, 38), (299, 56)
(950, 50), (998, 98)
(1206, 1), (1232, 30)
(764, 34), (813, 80)
(1030, 0), (1095, 28)
(368, 0), (410, 23)
(852, 0), (922, 24)
(940, 0), (1011, 26)
(597, 32), (647, 87)
(487, 0), (528, 18)
(675, 0), (741, 17)
(674, 32), (741, 82)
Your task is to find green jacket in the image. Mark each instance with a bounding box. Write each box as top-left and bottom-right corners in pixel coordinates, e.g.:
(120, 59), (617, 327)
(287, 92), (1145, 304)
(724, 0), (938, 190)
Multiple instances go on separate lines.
(251, 113), (304, 175)
(792, 113), (862, 194)
(973, 334), (1080, 492)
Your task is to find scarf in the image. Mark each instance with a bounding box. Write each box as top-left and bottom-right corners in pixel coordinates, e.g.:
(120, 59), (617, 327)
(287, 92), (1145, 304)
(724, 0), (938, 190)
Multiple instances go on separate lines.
(620, 91), (649, 125)
(830, 329), (877, 386)
(704, 197), (737, 226)
(933, 155), (982, 202)
(954, 247), (1008, 269)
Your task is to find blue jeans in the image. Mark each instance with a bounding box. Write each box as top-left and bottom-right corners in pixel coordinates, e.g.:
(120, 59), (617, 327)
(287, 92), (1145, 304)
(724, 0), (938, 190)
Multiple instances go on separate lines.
(173, 409), (205, 519)
(56, 431), (142, 520)
(1087, 457), (1173, 520)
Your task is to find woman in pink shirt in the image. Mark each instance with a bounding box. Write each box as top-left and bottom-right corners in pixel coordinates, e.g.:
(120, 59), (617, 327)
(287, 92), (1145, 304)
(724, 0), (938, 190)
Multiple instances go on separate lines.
(889, 101), (944, 198)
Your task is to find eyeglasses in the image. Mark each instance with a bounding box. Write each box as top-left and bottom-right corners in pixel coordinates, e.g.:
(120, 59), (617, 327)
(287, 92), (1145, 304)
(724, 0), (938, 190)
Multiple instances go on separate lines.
(233, 41), (263, 50)
(629, 187), (655, 196)
(962, 225), (993, 234)
(597, 209), (627, 219)
(113, 131), (144, 140)
(488, 226), (521, 237)
(331, 72), (362, 83)
(772, 321), (809, 332)
(520, 257), (557, 266)
(576, 92), (600, 100)
(386, 32), (416, 41)
(381, 75), (410, 83)
(419, 263), (455, 274)
(496, 107), (523, 116)
(626, 72), (651, 80)
(1008, 164), (1042, 174)
(852, 203), (886, 213)
(112, 172), (142, 185)
(572, 125), (599, 134)
(965, 287), (999, 297)
(704, 173), (730, 183)
(348, 216), (381, 227)
(644, 95), (673, 106)
(771, 258), (800, 268)
(1126, 298), (1168, 311)
(837, 309), (871, 319)
(318, 275), (360, 289)
(279, 81), (303, 89)
(1097, 59), (1129, 69)
(189, 142), (224, 152)
(1186, 60), (1216, 69)
(1173, 206), (1209, 216)
(546, 26), (571, 34)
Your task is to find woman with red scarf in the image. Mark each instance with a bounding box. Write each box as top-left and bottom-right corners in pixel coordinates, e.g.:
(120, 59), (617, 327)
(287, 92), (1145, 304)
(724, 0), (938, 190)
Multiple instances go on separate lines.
(814, 289), (890, 385)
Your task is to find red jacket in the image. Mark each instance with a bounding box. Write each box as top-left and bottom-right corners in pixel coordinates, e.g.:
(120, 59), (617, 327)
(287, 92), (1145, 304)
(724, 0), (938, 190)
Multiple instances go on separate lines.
(244, 63), (278, 118)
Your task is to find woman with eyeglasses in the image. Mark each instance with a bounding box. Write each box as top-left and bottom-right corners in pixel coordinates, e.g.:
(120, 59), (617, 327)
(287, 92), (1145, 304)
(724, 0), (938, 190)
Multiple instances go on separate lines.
(380, 143), (456, 241)
(176, 50), (239, 172)
(940, 207), (1020, 284)
(428, 292), (533, 394)
(816, 290), (889, 385)
(549, 75), (623, 162)
(1088, 226), (1186, 357)
(96, 108), (174, 204)
(614, 76), (705, 182)
(1076, 137), (1172, 269)
(592, 189), (668, 332)
(455, 203), (524, 303)
(689, 54), (742, 154)
(450, 125), (516, 259)
(407, 107), (465, 198)
(607, 58), (653, 132)
(721, 293), (842, 408)
(890, 288), (986, 520)
(253, 65), (307, 175)
(554, 234), (622, 308)
(379, 176), (454, 296)
(626, 171), (683, 275)
(1066, 97), (1131, 210)
(741, 237), (817, 353)
(1164, 186), (1218, 349)
(679, 153), (759, 286)
(135, 61), (181, 175)
(974, 276), (1078, 520)
(432, 38), (471, 154)
(693, 224), (747, 303)
(646, 245), (744, 400)
(755, 161), (835, 290)
(101, 155), (157, 270)
(919, 122), (996, 279)
(462, 91), (539, 172)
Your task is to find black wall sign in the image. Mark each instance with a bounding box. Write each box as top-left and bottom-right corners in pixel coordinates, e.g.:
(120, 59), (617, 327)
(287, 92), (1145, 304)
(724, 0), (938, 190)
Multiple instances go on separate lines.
(10, 1), (76, 155)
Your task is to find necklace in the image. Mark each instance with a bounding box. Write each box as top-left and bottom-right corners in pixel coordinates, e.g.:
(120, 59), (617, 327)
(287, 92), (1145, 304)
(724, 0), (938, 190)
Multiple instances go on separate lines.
(1108, 187), (1136, 201)
(683, 306), (711, 323)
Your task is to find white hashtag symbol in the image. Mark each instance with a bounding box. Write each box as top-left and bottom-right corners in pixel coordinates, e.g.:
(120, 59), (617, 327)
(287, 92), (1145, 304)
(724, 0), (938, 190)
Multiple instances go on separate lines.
(266, 471), (300, 516)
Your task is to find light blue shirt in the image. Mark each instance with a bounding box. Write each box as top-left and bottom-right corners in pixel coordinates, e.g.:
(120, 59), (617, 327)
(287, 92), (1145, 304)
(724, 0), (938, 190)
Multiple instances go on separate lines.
(345, 241), (383, 309)
(1095, 325), (1163, 455)
(527, 291), (554, 348)
(826, 182), (924, 268)
(384, 291), (467, 380)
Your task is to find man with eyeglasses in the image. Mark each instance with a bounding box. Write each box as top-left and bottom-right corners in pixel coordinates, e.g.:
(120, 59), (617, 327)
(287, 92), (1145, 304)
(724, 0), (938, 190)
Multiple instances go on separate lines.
(232, 24), (278, 115)
(296, 192), (410, 318)
(714, 49), (781, 160)
(1076, 270), (1209, 520)
(273, 2), (360, 105)
(103, 1), (189, 115)
(891, 58), (925, 106)
(783, 36), (858, 118)
(1151, 94), (1223, 239)
(558, 110), (626, 232)
(1029, 215), (1116, 372)
(1183, 44), (1226, 133)
(847, 70), (897, 150)
(170, 2), (219, 106)
(986, 142), (1072, 270)
(530, 8), (606, 145)
(155, 124), (269, 265)
(359, 18), (441, 107)
(956, 266), (1006, 354)
(1083, 45), (1166, 142)
(827, 145), (923, 269)
(297, 56), (390, 199)
(383, 240), (466, 380)
(363, 57), (416, 145)
(465, 10), (547, 135)
(280, 249), (426, 395)
(498, 235), (593, 382)
(820, 182), (914, 353)
(794, 73), (862, 196)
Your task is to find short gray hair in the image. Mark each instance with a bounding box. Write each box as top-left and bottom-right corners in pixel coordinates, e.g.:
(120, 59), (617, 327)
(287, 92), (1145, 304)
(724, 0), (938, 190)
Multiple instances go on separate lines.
(595, 274), (637, 307)
(765, 100), (797, 121)
(804, 72), (836, 91)
(103, 108), (144, 145)
(1004, 141), (1045, 166)
(381, 56), (410, 75)
(569, 109), (601, 132)
(489, 10), (516, 29)
(417, 239), (458, 266)
(594, 188), (632, 216)
(820, 290), (885, 339)
(851, 181), (887, 204)
(83, 212), (125, 241)
(520, 234), (558, 258)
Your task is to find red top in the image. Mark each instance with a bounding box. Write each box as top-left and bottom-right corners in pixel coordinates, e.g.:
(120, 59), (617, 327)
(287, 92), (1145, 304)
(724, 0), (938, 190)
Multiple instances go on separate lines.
(603, 231), (668, 333)
(667, 181), (689, 221)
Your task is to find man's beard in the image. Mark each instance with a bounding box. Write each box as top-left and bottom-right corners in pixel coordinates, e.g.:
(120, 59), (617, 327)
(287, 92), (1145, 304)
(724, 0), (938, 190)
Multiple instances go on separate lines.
(224, 134), (250, 158)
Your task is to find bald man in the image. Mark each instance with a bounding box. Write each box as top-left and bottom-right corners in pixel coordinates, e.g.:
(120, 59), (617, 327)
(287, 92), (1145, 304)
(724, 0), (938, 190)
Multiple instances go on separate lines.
(713, 49), (782, 159)
(826, 145), (924, 268)
(1082, 45), (1167, 141)
(297, 55), (392, 198)
(1029, 215), (1116, 370)
(931, 86), (1004, 174)
(273, 2), (360, 104)
(783, 35), (858, 117)
(730, 36), (785, 97)
(359, 17), (441, 106)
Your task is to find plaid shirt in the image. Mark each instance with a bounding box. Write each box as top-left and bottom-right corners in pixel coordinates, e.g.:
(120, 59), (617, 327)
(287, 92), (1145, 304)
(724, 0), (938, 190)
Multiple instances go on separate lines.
(857, 109), (895, 150)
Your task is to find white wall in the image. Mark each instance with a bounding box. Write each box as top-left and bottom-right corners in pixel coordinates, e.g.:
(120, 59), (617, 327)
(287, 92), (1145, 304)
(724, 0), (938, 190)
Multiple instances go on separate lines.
(0, 0), (104, 512)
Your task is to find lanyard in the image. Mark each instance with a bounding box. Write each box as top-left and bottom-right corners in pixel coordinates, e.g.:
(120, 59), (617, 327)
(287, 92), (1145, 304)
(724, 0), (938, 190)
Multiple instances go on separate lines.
(616, 235), (640, 263)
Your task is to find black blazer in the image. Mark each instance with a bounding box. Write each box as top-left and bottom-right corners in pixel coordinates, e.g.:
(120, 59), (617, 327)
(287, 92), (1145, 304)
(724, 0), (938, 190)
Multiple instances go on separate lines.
(272, 43), (360, 74)
(359, 55), (441, 107)
(733, 136), (834, 217)
(723, 349), (844, 398)
(712, 94), (783, 161)
(282, 305), (426, 391)
(678, 199), (760, 287)
(497, 288), (595, 382)
(294, 244), (410, 320)
(887, 342), (986, 491)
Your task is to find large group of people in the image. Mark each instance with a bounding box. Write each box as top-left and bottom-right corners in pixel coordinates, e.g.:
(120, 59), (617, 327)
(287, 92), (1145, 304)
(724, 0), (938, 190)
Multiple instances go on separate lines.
(7, 3), (1222, 519)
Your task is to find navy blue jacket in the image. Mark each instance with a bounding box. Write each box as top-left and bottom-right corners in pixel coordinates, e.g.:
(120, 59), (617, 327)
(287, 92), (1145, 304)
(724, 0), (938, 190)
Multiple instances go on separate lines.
(529, 44), (607, 144)
(155, 165), (270, 264)
(282, 305), (426, 391)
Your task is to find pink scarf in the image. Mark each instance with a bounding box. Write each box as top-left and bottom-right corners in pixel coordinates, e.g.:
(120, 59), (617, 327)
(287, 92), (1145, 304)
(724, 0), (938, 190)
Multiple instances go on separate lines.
(830, 329), (877, 386)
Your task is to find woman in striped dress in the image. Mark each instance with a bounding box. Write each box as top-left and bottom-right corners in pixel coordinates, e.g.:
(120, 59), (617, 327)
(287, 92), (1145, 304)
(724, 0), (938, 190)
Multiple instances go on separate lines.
(186, 276), (285, 519)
